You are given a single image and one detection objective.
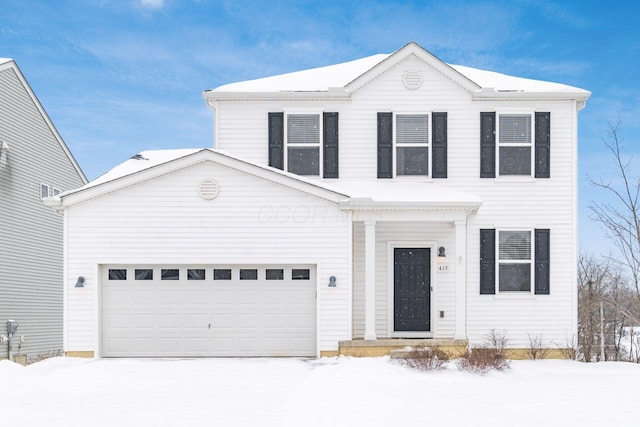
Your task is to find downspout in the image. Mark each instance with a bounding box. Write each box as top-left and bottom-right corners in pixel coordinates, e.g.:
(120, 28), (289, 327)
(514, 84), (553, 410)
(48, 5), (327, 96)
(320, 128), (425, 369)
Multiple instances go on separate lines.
(206, 99), (219, 149)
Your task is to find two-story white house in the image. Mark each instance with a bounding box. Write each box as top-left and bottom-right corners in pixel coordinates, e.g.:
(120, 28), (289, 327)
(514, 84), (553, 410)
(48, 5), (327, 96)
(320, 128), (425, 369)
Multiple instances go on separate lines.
(49, 42), (589, 358)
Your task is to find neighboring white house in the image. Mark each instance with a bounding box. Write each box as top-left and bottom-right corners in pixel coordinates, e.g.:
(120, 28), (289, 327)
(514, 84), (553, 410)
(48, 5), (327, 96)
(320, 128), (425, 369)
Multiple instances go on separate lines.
(0, 59), (87, 362)
(48, 42), (590, 358)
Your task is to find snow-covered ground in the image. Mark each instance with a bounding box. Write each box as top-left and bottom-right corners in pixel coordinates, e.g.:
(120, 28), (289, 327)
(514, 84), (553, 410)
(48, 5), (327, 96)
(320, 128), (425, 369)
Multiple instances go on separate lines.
(1, 356), (637, 427)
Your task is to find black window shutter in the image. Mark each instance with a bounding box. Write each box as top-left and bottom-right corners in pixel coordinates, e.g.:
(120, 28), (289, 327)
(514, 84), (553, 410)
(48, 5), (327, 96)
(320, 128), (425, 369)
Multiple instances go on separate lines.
(480, 112), (496, 178)
(432, 112), (447, 178)
(480, 229), (496, 294)
(323, 112), (339, 178)
(535, 112), (551, 178)
(534, 229), (550, 294)
(377, 112), (393, 178)
(268, 112), (284, 170)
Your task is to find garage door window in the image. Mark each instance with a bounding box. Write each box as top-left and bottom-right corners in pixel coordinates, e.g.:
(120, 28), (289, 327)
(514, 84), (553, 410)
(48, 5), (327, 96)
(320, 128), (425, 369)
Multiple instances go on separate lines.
(108, 269), (127, 280)
(188, 269), (206, 280)
(266, 269), (284, 280)
(135, 269), (153, 280)
(240, 269), (258, 280)
(161, 269), (180, 280)
(292, 269), (310, 280)
(213, 269), (232, 280)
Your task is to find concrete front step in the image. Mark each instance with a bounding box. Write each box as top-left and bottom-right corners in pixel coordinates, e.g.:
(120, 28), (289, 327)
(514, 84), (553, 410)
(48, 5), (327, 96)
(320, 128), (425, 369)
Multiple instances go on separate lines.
(338, 339), (468, 357)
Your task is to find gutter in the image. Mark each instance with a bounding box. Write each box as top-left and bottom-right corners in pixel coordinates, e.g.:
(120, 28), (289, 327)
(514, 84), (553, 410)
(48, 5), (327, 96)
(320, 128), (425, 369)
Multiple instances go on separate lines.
(471, 87), (591, 105)
(203, 88), (352, 103)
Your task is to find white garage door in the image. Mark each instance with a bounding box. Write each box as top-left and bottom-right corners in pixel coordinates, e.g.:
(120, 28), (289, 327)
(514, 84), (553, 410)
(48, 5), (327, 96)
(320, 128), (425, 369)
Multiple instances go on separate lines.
(101, 265), (316, 357)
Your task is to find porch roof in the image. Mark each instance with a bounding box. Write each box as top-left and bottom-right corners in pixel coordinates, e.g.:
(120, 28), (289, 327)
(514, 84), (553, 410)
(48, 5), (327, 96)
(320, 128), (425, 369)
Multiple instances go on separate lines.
(332, 179), (482, 210)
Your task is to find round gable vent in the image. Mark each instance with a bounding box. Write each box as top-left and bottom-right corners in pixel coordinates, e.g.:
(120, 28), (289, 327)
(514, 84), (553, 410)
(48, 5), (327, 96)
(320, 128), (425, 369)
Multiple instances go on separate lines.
(199, 179), (219, 200)
(402, 71), (423, 90)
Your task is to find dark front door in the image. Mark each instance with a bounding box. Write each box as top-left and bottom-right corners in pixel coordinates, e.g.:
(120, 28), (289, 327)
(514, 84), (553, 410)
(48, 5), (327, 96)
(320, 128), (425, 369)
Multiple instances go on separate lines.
(394, 248), (430, 332)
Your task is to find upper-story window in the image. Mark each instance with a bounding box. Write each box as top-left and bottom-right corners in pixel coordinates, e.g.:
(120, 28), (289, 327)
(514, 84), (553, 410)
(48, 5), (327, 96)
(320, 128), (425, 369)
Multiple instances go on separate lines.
(396, 114), (429, 176)
(498, 114), (532, 176)
(480, 111), (550, 179)
(377, 111), (447, 179)
(286, 114), (320, 176)
(268, 112), (339, 178)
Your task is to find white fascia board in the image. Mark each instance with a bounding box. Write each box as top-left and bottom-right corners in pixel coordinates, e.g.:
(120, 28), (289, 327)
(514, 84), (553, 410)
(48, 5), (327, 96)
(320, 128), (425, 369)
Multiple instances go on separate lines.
(347, 206), (478, 223)
(339, 198), (482, 211)
(203, 90), (351, 103)
(471, 90), (592, 103)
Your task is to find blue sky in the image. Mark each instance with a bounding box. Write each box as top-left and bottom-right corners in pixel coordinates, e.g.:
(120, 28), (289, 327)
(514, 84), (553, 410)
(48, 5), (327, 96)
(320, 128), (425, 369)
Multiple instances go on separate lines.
(1, 0), (639, 253)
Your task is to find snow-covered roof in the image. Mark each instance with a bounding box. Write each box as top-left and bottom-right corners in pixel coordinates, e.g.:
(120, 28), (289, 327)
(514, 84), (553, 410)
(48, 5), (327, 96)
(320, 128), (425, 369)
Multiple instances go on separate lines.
(449, 64), (588, 94)
(64, 148), (480, 209)
(85, 148), (203, 189)
(206, 42), (589, 99)
(0, 58), (13, 66)
(332, 179), (482, 207)
(57, 148), (350, 204)
(213, 54), (389, 93)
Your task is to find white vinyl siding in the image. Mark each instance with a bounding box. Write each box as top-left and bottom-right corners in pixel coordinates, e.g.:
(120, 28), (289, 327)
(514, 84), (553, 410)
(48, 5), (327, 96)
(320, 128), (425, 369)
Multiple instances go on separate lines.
(64, 161), (351, 356)
(0, 64), (86, 360)
(203, 54), (579, 349)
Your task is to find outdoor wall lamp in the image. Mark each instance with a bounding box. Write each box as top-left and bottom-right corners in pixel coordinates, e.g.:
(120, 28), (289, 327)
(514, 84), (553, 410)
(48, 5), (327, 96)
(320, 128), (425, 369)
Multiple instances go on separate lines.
(328, 276), (337, 287)
(438, 247), (446, 258)
(75, 276), (85, 288)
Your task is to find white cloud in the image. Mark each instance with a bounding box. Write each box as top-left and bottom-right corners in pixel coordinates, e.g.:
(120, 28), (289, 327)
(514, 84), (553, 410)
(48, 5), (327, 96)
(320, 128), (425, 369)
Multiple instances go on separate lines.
(140, 0), (164, 9)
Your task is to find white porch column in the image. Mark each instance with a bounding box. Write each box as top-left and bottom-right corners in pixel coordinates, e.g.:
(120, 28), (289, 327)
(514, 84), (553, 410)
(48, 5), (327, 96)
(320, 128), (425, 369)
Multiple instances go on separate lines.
(364, 220), (377, 341)
(454, 219), (468, 340)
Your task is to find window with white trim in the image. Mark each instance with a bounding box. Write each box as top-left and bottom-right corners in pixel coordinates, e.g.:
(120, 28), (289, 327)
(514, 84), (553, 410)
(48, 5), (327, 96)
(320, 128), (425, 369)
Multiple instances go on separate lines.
(40, 183), (61, 198)
(286, 114), (320, 176)
(497, 230), (532, 292)
(498, 114), (532, 176)
(396, 114), (429, 176)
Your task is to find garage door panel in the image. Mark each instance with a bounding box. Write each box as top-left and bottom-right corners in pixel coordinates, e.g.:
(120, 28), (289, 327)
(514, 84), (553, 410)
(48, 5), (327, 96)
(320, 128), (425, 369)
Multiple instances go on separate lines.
(210, 314), (236, 328)
(102, 289), (131, 305)
(101, 265), (316, 357)
(262, 314), (287, 328)
(158, 289), (185, 305)
(183, 291), (210, 304)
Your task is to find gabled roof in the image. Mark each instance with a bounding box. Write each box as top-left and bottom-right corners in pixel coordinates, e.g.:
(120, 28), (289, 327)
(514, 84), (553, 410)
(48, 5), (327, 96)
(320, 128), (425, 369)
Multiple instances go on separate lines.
(45, 148), (481, 213)
(45, 148), (350, 209)
(0, 59), (87, 183)
(204, 41), (590, 104)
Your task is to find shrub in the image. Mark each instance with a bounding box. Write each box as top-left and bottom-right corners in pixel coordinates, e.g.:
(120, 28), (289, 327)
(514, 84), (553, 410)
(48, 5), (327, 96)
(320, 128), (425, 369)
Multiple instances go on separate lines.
(456, 348), (510, 374)
(527, 334), (550, 360)
(484, 329), (508, 357)
(402, 346), (450, 371)
(557, 335), (578, 360)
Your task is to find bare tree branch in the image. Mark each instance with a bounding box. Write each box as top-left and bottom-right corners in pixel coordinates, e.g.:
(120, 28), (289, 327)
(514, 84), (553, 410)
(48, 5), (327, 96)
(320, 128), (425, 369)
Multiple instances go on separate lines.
(588, 120), (640, 297)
